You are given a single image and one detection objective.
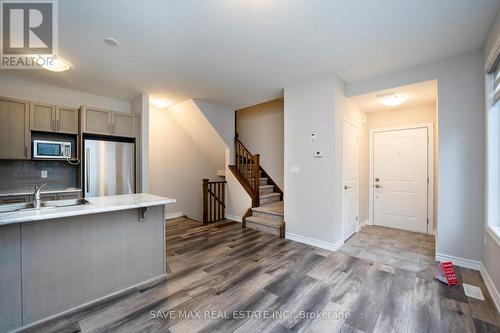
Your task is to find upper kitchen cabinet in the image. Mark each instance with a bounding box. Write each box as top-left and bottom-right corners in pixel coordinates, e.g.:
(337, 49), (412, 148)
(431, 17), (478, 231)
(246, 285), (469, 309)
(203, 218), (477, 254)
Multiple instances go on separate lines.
(111, 112), (135, 137)
(0, 97), (30, 160)
(56, 106), (79, 134)
(30, 102), (78, 134)
(81, 107), (135, 138)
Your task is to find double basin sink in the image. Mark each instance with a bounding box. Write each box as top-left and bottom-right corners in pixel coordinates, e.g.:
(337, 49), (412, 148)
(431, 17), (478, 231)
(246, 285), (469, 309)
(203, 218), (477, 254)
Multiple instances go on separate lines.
(0, 198), (90, 214)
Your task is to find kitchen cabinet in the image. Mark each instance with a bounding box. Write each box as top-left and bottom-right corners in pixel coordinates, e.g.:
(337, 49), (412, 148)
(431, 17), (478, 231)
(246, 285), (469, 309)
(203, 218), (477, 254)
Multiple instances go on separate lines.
(30, 102), (78, 134)
(81, 107), (135, 138)
(0, 224), (22, 332)
(0, 97), (30, 160)
(111, 113), (135, 137)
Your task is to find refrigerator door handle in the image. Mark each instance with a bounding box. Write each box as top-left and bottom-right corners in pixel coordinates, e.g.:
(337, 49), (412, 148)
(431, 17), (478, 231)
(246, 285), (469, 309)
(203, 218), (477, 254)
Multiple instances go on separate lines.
(86, 147), (91, 194)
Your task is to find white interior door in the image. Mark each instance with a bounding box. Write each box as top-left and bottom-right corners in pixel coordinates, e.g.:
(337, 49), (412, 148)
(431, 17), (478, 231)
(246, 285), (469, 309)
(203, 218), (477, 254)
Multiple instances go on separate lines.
(373, 127), (428, 233)
(343, 121), (358, 240)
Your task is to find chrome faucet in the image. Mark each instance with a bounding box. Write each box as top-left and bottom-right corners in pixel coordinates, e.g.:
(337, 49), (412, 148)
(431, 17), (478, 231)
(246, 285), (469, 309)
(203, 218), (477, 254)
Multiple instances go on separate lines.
(33, 183), (47, 209)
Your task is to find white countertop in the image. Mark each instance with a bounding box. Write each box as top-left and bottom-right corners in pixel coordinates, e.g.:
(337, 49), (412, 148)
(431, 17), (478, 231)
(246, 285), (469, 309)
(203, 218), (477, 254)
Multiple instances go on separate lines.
(0, 187), (82, 197)
(0, 193), (176, 225)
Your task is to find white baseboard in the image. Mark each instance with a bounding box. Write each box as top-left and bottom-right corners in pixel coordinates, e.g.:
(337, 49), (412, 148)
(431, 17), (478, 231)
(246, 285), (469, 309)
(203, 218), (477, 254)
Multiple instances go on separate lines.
(357, 219), (368, 232)
(480, 263), (500, 314)
(165, 212), (184, 219)
(435, 253), (481, 270)
(286, 232), (343, 252)
(225, 214), (242, 223)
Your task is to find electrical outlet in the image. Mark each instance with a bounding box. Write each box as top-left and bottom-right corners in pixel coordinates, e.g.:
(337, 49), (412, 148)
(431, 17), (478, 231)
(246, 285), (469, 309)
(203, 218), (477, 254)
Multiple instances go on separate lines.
(41, 170), (48, 178)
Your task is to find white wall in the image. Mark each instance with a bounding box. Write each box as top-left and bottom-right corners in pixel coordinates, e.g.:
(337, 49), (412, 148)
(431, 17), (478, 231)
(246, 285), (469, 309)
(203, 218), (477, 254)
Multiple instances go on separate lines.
(168, 100), (228, 171)
(0, 75), (131, 113)
(149, 106), (219, 220)
(284, 75), (341, 247)
(347, 49), (485, 263)
(483, 11), (500, 305)
(362, 104), (438, 226)
(132, 94), (149, 193)
(236, 99), (284, 189)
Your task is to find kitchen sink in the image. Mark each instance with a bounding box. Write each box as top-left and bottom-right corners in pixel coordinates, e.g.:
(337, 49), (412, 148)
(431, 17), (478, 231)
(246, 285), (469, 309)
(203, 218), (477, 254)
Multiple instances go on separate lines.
(0, 199), (90, 213)
(43, 198), (90, 208)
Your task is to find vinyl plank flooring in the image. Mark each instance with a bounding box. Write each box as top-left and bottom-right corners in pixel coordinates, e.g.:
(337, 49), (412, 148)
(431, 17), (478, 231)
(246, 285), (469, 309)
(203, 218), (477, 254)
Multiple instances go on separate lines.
(22, 218), (499, 333)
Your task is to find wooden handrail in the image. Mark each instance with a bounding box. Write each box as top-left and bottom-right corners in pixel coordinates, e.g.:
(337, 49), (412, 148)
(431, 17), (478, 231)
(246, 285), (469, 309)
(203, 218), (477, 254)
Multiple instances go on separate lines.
(202, 179), (227, 224)
(235, 138), (260, 207)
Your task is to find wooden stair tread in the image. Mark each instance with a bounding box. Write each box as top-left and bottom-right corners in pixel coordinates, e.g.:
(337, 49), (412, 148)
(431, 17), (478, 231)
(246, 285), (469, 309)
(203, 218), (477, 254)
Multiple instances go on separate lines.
(252, 201), (284, 216)
(246, 216), (282, 227)
(260, 192), (280, 199)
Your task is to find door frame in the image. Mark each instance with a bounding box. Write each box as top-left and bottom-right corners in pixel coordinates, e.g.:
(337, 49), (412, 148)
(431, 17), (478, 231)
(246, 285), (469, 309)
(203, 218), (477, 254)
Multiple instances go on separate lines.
(342, 119), (359, 241)
(368, 123), (434, 234)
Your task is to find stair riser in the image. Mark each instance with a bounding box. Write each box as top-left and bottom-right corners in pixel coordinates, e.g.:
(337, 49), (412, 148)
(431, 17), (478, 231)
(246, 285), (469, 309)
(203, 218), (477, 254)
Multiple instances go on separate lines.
(260, 196), (280, 205)
(246, 221), (280, 236)
(259, 179), (268, 186)
(252, 210), (284, 222)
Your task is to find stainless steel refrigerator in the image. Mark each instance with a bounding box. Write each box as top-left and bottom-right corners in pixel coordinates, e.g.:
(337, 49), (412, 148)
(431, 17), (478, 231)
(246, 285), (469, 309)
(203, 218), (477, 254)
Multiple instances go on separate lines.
(84, 139), (135, 197)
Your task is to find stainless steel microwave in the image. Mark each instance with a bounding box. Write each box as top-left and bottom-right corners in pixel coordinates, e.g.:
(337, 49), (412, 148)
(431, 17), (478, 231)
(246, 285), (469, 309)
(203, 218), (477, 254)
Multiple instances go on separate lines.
(33, 140), (72, 159)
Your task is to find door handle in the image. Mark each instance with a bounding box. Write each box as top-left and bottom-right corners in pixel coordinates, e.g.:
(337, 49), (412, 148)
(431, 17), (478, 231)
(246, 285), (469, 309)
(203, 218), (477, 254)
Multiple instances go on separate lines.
(344, 185), (352, 190)
(85, 148), (91, 193)
(375, 184), (383, 189)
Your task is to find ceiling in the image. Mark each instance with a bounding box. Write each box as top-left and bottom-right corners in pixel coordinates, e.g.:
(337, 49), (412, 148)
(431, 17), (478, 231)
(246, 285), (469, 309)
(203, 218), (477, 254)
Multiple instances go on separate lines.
(1, 0), (498, 109)
(349, 80), (437, 113)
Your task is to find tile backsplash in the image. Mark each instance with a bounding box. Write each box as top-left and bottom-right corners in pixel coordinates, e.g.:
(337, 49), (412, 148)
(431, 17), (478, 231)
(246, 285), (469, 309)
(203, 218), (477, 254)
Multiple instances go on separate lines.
(0, 160), (77, 191)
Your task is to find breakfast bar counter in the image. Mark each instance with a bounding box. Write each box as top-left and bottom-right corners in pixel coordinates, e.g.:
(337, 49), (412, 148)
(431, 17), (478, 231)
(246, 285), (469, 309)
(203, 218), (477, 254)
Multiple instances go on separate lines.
(0, 193), (175, 332)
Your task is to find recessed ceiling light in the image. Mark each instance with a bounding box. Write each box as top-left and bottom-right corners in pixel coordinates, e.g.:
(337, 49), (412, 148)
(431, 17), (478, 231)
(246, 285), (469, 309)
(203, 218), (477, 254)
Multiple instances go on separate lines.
(42, 55), (72, 72)
(151, 99), (171, 108)
(104, 37), (119, 46)
(379, 93), (408, 107)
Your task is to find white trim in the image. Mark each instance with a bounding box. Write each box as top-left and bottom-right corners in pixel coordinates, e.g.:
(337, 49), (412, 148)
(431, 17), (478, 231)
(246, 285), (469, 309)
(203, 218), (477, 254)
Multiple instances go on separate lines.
(286, 232), (343, 252)
(435, 253), (481, 270)
(368, 123), (434, 235)
(486, 226), (500, 248)
(342, 119), (360, 241)
(165, 211), (184, 219)
(225, 213), (242, 223)
(357, 219), (368, 232)
(480, 263), (500, 314)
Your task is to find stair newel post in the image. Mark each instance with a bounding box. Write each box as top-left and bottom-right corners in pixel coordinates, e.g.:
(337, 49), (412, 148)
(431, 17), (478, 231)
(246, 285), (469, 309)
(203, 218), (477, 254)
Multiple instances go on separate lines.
(253, 154), (260, 207)
(202, 178), (209, 224)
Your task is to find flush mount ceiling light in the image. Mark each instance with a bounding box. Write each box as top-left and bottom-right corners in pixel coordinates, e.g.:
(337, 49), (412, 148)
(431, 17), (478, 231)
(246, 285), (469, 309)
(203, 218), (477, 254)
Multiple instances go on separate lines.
(151, 99), (171, 108)
(42, 55), (72, 72)
(378, 92), (408, 107)
(104, 37), (119, 46)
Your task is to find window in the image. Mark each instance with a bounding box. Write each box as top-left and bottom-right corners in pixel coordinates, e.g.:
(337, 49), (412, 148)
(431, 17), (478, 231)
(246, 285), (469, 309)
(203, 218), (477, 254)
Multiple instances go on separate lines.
(486, 59), (500, 243)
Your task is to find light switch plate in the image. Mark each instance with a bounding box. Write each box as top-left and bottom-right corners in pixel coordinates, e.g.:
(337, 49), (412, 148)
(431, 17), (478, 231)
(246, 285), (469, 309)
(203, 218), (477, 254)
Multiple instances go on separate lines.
(290, 166), (300, 173)
(41, 170), (48, 178)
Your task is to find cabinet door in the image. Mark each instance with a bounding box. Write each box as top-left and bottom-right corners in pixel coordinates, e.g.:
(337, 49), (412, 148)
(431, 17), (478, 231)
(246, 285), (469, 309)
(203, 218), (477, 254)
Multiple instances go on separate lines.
(82, 108), (111, 135)
(112, 112), (135, 137)
(0, 224), (22, 332)
(56, 106), (78, 134)
(30, 102), (55, 132)
(0, 97), (30, 159)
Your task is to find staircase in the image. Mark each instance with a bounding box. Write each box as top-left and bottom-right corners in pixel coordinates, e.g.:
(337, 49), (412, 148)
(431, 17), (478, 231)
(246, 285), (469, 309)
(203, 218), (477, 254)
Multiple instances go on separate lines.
(229, 138), (285, 238)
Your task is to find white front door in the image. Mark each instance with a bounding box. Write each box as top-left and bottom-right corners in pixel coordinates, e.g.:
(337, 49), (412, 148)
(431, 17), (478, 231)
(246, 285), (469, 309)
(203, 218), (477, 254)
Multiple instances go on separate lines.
(343, 121), (358, 241)
(373, 127), (428, 233)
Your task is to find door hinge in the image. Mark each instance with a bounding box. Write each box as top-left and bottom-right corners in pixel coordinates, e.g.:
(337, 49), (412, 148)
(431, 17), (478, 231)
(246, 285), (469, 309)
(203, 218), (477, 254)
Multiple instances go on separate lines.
(427, 177), (429, 184)
(427, 218), (429, 225)
(356, 216), (358, 221)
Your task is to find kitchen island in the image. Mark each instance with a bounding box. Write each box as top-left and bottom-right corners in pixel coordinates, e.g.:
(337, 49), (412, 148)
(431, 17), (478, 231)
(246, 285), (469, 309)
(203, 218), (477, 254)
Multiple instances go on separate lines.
(0, 193), (175, 332)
